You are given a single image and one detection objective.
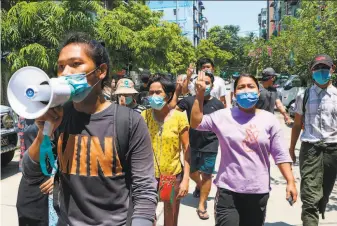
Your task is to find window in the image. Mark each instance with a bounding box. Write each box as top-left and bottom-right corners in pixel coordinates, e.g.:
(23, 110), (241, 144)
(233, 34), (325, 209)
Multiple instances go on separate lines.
(292, 78), (302, 87)
(173, 9), (176, 15)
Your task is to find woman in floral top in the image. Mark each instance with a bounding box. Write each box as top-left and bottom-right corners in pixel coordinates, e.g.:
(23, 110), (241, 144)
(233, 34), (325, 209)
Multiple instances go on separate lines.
(142, 73), (190, 226)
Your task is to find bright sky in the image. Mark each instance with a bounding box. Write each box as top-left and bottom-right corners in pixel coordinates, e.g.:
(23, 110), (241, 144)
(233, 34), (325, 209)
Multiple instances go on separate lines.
(203, 1), (268, 36)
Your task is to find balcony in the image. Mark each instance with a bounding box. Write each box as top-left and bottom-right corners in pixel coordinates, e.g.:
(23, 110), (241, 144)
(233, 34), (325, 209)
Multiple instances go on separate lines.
(258, 13), (261, 25)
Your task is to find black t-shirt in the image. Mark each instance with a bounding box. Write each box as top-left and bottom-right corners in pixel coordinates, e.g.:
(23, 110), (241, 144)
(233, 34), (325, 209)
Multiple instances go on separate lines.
(139, 85), (149, 92)
(177, 96), (224, 153)
(256, 85), (279, 113)
(22, 103), (157, 226)
(16, 119), (50, 222)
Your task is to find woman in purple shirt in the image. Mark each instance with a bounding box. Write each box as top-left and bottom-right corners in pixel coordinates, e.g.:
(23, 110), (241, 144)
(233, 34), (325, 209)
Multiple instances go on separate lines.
(190, 73), (298, 226)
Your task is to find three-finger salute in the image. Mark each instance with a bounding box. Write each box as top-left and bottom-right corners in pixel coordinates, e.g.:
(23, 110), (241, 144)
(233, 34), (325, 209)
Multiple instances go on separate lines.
(195, 71), (206, 97)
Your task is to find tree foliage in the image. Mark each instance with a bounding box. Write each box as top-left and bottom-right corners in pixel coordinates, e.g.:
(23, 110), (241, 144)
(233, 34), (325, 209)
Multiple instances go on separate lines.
(195, 39), (232, 73)
(206, 25), (255, 76)
(1, 0), (197, 104)
(244, 1), (337, 79)
(1, 0), (197, 75)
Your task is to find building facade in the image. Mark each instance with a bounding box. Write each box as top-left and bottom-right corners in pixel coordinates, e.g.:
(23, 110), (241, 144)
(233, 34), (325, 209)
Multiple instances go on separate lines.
(147, 1), (208, 46)
(258, 8), (268, 39)
(268, 0), (301, 38)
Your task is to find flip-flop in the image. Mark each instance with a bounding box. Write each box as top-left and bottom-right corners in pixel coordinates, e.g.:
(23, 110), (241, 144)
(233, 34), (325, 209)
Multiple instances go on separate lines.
(196, 209), (209, 220)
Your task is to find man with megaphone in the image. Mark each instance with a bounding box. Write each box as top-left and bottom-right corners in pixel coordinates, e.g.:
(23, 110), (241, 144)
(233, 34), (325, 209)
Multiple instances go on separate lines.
(14, 33), (157, 226)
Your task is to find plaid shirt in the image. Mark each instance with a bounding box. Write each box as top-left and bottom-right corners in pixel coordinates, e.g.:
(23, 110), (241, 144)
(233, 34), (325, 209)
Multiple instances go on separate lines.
(295, 84), (337, 143)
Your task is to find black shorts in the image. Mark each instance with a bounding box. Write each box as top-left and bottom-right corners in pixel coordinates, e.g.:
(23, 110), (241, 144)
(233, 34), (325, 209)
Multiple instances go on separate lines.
(214, 188), (269, 226)
(190, 151), (217, 174)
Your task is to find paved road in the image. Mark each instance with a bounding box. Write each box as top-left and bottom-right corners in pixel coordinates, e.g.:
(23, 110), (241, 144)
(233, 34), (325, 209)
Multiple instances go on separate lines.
(1, 112), (337, 226)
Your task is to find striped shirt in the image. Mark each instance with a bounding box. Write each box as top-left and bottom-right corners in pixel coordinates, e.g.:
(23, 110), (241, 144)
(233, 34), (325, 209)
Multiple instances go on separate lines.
(132, 104), (147, 114)
(294, 84), (337, 143)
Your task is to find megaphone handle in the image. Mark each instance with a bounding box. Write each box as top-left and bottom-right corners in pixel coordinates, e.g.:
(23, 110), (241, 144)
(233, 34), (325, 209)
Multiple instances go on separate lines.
(43, 121), (53, 136)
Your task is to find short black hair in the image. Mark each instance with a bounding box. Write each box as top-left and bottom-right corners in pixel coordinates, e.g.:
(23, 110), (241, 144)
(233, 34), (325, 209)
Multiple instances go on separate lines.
(204, 70), (215, 84)
(60, 32), (110, 89)
(234, 73), (259, 91)
(196, 57), (215, 73)
(148, 73), (175, 103)
(141, 69), (151, 83)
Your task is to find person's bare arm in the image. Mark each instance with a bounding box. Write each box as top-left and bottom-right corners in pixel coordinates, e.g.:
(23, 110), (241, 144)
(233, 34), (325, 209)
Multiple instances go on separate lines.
(275, 99), (292, 124)
(28, 108), (63, 162)
(191, 72), (206, 129)
(177, 128), (190, 199)
(289, 113), (303, 163)
(278, 163), (298, 204)
(220, 96), (227, 108)
(182, 64), (194, 95)
(168, 75), (183, 109)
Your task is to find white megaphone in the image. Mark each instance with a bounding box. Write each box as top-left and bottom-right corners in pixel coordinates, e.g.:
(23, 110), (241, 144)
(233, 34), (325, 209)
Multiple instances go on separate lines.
(7, 66), (72, 135)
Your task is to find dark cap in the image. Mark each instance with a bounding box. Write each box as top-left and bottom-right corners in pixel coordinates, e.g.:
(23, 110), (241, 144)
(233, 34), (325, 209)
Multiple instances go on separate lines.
(141, 69), (151, 82)
(311, 54), (334, 70)
(261, 67), (276, 81)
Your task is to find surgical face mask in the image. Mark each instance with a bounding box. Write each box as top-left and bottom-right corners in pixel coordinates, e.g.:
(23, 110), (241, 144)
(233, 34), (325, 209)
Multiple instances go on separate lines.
(149, 95), (166, 110)
(236, 91), (259, 109)
(59, 68), (100, 103)
(312, 69), (331, 85)
(204, 85), (211, 96)
(125, 96), (133, 105)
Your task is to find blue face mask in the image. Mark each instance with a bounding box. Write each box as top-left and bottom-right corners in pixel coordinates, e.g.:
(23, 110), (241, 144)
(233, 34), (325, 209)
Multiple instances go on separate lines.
(59, 68), (100, 103)
(236, 91), (259, 109)
(149, 95), (166, 110)
(204, 85), (212, 96)
(125, 96), (133, 105)
(312, 69), (331, 85)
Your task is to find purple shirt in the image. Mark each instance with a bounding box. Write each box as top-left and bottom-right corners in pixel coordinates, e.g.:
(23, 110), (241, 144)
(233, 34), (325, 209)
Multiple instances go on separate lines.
(197, 107), (291, 194)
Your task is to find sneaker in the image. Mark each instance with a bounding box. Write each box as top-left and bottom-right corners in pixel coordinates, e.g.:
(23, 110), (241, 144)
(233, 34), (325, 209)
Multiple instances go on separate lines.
(193, 187), (200, 198)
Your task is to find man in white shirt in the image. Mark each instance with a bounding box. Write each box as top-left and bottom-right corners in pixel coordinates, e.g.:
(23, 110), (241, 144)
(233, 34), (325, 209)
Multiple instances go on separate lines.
(182, 58), (227, 107)
(290, 54), (337, 226)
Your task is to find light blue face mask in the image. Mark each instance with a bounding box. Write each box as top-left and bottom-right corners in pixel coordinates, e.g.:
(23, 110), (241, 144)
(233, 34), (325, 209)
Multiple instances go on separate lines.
(149, 95), (166, 110)
(236, 91), (259, 109)
(125, 96), (133, 105)
(204, 85), (212, 96)
(59, 68), (100, 103)
(312, 69), (331, 85)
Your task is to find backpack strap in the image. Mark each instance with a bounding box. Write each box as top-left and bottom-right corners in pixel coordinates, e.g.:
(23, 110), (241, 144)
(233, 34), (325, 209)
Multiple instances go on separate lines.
(302, 87), (310, 119)
(114, 104), (132, 186)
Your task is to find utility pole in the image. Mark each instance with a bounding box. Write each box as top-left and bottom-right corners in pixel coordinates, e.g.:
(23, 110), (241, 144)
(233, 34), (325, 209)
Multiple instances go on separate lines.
(176, 0), (178, 24)
(267, 0), (270, 40)
(193, 1), (196, 47)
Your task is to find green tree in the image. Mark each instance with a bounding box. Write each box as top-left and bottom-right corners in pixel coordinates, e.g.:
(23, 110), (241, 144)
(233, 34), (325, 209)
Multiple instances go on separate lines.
(195, 39), (232, 73)
(207, 25), (255, 75)
(96, 2), (195, 74)
(244, 1), (337, 79)
(1, 1), (196, 104)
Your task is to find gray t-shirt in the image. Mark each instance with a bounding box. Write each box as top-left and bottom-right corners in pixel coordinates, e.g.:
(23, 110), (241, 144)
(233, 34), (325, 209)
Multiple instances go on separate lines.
(256, 85), (279, 113)
(22, 103), (157, 226)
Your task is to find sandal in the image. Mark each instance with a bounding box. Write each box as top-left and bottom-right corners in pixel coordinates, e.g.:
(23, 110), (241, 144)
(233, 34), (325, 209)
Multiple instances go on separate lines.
(196, 209), (209, 220)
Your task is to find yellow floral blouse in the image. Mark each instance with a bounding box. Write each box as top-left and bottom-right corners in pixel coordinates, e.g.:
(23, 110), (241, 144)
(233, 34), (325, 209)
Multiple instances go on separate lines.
(142, 109), (189, 178)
